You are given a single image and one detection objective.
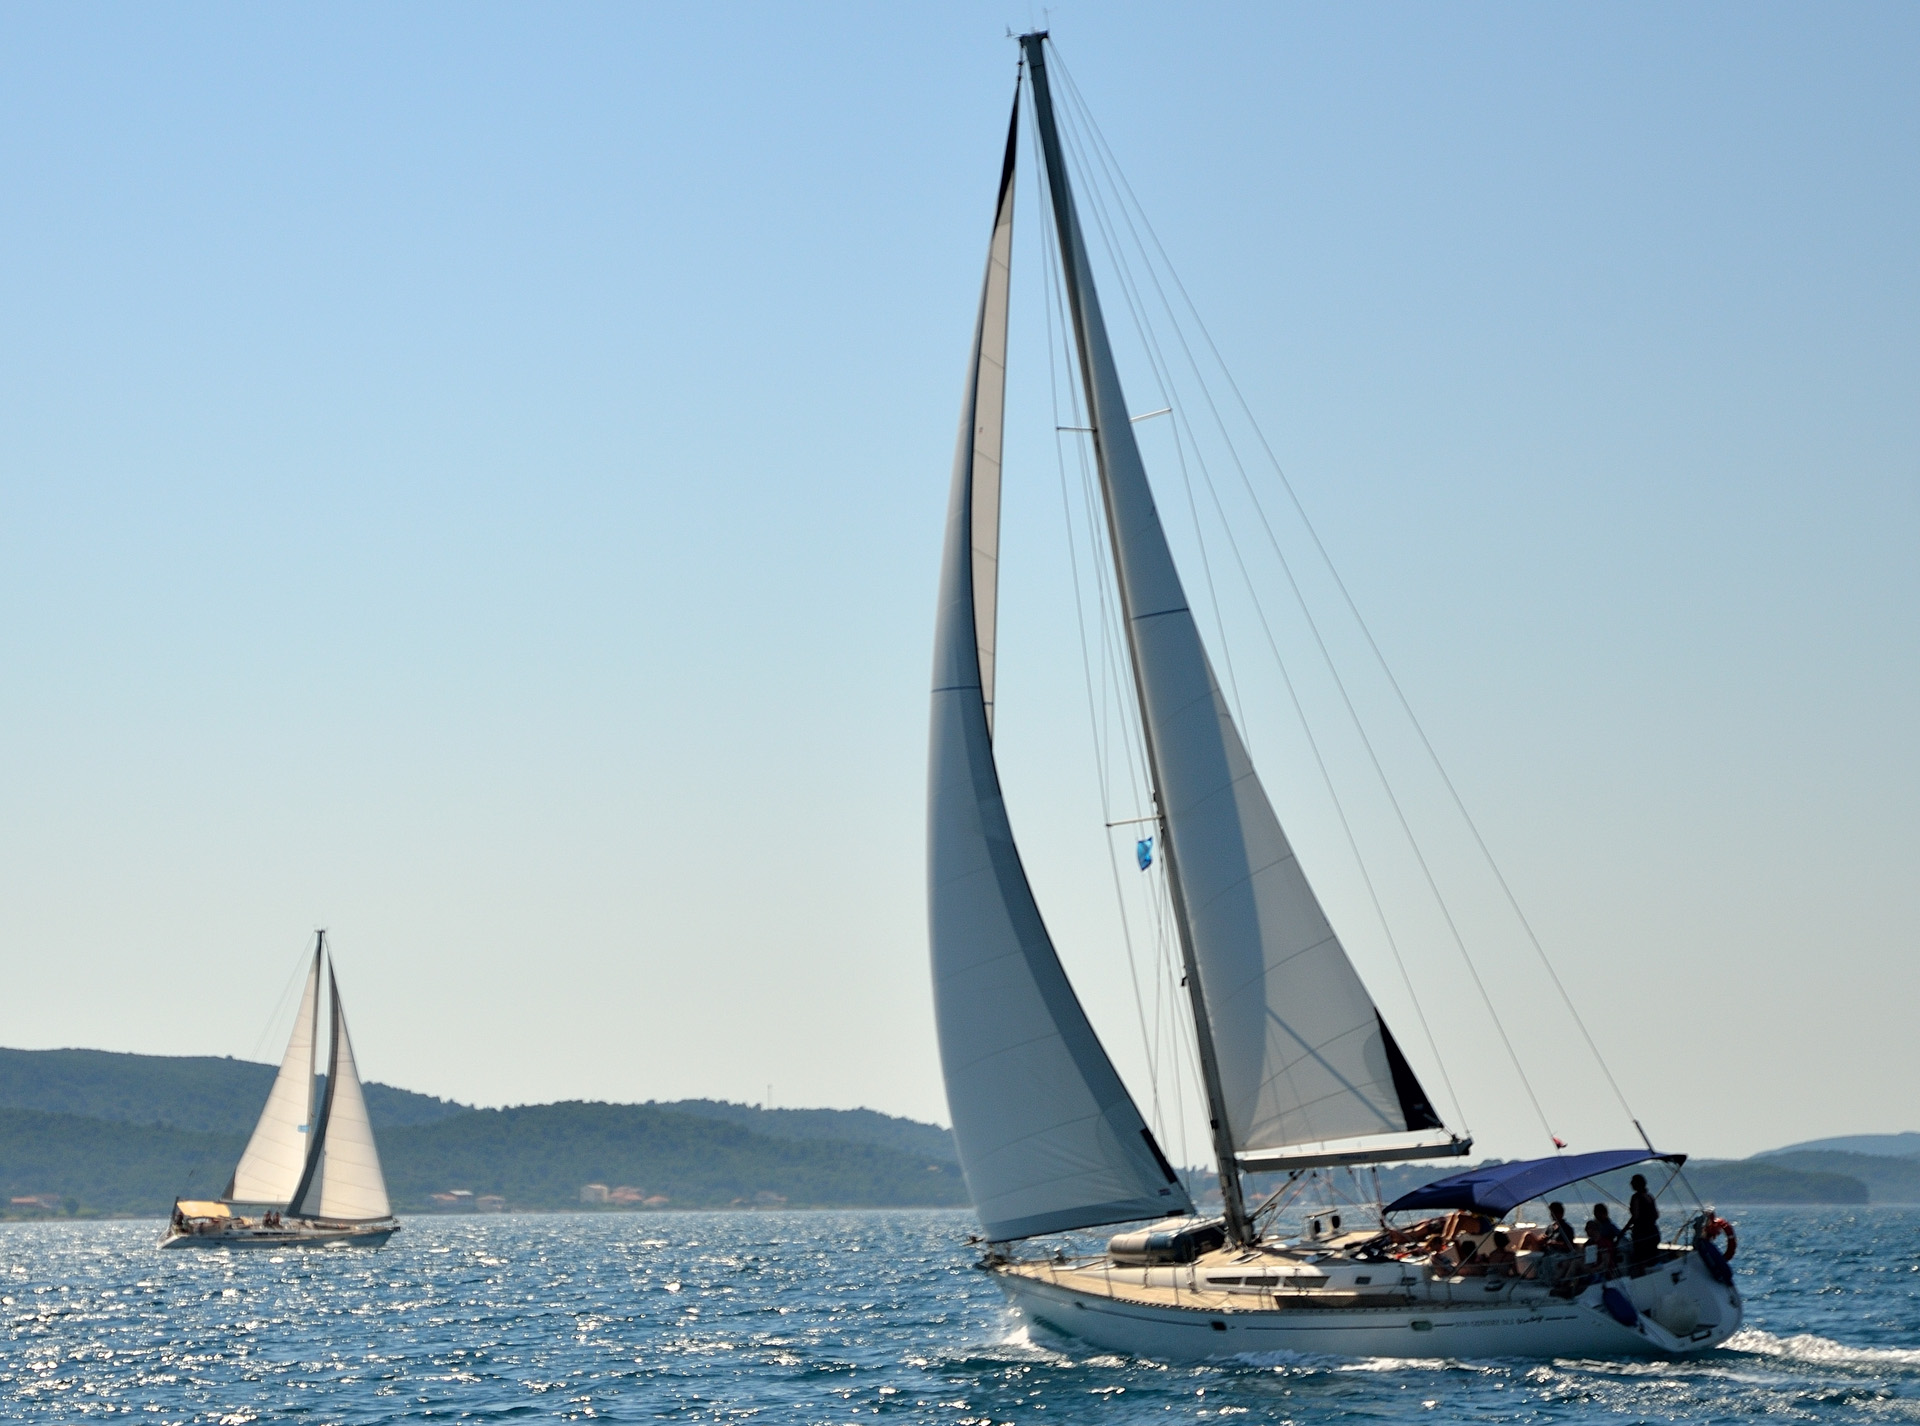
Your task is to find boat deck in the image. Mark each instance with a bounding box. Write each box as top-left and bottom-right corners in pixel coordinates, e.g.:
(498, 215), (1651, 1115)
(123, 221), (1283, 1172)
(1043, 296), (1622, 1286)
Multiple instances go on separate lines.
(996, 1239), (1689, 1318)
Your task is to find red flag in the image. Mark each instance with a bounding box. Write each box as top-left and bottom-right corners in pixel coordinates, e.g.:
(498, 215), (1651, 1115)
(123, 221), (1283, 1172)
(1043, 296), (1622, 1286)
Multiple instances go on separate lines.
(1552, 1136), (1568, 1149)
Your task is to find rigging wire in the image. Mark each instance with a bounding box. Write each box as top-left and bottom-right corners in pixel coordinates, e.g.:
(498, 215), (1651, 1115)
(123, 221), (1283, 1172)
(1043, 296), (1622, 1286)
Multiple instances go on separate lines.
(248, 938), (316, 1066)
(1029, 91), (1178, 1154)
(1050, 94), (1343, 1143)
(1032, 84), (1214, 1173)
(1055, 62), (1643, 1140)
(1050, 74), (1469, 1135)
(1049, 46), (1575, 1146)
(1046, 92), (1257, 749)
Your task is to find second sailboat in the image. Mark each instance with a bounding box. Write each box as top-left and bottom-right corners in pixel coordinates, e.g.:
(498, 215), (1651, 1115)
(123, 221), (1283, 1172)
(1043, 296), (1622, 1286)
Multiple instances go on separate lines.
(161, 931), (400, 1249)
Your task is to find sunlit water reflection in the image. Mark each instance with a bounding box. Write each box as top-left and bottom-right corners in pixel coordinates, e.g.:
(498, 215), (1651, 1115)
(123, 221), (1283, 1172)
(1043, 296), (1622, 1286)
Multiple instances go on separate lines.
(1, 1206), (1914, 1422)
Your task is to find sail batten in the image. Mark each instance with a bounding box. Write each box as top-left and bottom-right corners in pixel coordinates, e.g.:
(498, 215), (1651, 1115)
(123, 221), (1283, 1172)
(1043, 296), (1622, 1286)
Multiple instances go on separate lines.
(1020, 34), (1446, 1173)
(928, 88), (1191, 1243)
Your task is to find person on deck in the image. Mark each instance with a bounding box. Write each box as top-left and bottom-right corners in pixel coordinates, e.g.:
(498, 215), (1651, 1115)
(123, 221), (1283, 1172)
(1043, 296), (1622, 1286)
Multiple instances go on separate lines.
(1627, 1173), (1660, 1264)
(1435, 1234), (1481, 1276)
(1544, 1201), (1575, 1252)
(1584, 1203), (1620, 1275)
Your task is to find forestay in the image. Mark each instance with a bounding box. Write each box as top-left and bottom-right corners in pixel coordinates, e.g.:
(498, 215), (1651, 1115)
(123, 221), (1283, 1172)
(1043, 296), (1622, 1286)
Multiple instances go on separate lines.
(928, 95), (1190, 1242)
(226, 945), (322, 1205)
(1021, 39), (1443, 1161)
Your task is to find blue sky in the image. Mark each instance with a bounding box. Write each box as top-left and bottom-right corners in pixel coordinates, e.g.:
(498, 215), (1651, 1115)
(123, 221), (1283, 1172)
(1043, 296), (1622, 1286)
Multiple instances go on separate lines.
(1, 3), (1914, 1163)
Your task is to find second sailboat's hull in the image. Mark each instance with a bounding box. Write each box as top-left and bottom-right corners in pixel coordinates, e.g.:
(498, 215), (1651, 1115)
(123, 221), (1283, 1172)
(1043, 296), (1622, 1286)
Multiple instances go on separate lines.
(159, 1220), (399, 1251)
(992, 1248), (1740, 1362)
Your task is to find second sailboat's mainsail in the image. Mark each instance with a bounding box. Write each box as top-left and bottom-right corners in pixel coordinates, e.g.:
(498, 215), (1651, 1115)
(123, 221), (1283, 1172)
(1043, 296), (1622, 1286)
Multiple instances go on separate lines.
(289, 965), (393, 1222)
(226, 943), (322, 1204)
(929, 95), (1191, 1242)
(1020, 35), (1448, 1171)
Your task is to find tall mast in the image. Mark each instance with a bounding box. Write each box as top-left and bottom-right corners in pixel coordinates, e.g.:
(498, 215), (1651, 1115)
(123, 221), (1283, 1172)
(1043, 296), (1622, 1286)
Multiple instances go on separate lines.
(1019, 31), (1252, 1247)
(289, 949), (343, 1220)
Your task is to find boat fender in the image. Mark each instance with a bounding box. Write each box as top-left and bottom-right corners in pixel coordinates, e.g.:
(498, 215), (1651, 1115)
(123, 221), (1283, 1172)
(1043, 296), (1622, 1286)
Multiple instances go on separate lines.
(1602, 1285), (1638, 1328)
(1695, 1237), (1734, 1287)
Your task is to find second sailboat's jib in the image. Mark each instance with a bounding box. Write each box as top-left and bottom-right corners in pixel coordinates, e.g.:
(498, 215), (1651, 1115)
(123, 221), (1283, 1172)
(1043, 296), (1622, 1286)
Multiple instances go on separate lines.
(289, 967), (393, 1222)
(226, 946), (322, 1204)
(1020, 36), (1444, 1162)
(929, 93), (1192, 1242)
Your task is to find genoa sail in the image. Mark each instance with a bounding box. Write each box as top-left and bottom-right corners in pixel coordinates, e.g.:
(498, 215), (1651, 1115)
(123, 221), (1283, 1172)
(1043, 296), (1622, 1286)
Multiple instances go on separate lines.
(289, 965), (393, 1222)
(1020, 37), (1445, 1165)
(928, 92), (1191, 1242)
(226, 942), (323, 1205)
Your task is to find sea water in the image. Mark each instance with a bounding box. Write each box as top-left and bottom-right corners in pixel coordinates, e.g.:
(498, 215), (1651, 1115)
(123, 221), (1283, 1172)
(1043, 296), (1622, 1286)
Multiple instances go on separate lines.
(1, 1205), (1914, 1423)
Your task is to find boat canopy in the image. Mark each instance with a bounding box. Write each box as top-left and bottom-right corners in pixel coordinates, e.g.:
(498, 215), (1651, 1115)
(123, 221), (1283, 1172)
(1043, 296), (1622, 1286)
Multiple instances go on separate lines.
(174, 1200), (232, 1219)
(1386, 1149), (1686, 1217)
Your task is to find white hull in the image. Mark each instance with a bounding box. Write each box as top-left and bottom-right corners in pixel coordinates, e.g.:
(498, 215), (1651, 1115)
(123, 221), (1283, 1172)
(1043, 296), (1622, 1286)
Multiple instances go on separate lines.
(159, 1220), (399, 1251)
(993, 1248), (1741, 1361)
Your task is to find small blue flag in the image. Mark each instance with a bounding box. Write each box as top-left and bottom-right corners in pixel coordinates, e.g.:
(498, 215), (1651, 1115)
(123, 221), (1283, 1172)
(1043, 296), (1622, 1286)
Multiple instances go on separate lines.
(1136, 837), (1154, 871)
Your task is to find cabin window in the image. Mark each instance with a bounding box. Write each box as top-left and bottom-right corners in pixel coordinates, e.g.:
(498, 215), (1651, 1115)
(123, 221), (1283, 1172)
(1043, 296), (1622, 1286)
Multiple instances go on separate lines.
(1354, 1276), (1372, 1285)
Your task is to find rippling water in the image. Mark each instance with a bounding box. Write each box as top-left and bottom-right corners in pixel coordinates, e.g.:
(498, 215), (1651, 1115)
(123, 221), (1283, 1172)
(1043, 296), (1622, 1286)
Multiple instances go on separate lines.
(2, 1206), (1915, 1422)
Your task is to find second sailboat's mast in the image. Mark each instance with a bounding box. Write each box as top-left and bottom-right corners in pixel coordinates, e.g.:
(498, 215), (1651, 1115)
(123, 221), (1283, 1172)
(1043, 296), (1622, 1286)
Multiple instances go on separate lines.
(1019, 32), (1252, 1247)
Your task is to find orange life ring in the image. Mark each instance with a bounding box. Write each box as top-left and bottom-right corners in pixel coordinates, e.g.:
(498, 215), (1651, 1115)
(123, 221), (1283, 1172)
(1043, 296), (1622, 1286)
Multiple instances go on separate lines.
(1701, 1215), (1737, 1260)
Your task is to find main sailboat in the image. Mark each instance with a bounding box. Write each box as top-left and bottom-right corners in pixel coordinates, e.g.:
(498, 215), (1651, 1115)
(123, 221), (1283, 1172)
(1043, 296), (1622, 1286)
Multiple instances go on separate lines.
(161, 931), (400, 1249)
(927, 34), (1742, 1359)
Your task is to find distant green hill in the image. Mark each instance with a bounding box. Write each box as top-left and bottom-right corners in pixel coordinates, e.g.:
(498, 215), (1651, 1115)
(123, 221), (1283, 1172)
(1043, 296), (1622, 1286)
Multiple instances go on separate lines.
(383, 1102), (967, 1210)
(1748, 1150), (1920, 1203)
(1762, 1132), (1920, 1160)
(0, 1047), (464, 1134)
(0, 1088), (968, 1217)
(653, 1100), (956, 1165)
(0, 1107), (243, 1214)
(1689, 1158), (1869, 1205)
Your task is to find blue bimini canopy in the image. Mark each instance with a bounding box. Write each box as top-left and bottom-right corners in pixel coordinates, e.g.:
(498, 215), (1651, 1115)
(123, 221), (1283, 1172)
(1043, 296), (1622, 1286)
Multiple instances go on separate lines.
(1385, 1149), (1686, 1218)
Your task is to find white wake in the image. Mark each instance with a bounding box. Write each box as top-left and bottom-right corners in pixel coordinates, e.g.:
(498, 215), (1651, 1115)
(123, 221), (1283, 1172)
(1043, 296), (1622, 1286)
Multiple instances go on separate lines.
(1726, 1328), (1920, 1370)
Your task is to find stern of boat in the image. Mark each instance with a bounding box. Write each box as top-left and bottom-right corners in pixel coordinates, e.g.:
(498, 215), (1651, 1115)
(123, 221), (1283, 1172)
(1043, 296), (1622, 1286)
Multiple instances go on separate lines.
(1586, 1241), (1743, 1351)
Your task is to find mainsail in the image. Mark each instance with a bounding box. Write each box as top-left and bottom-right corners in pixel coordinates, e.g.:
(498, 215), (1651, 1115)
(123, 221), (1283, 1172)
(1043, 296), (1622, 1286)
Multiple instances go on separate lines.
(289, 964), (393, 1222)
(928, 92), (1191, 1242)
(225, 940), (322, 1204)
(1019, 35), (1447, 1181)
